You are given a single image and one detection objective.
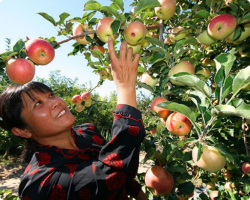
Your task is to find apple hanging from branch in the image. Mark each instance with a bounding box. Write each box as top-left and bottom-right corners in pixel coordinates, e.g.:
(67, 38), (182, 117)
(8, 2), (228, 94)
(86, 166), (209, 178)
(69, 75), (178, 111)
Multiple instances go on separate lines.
(192, 145), (226, 172)
(124, 21), (147, 45)
(96, 17), (115, 43)
(25, 38), (55, 65)
(73, 23), (94, 45)
(6, 58), (35, 84)
(144, 166), (174, 196)
(154, 0), (176, 21)
(207, 14), (237, 40)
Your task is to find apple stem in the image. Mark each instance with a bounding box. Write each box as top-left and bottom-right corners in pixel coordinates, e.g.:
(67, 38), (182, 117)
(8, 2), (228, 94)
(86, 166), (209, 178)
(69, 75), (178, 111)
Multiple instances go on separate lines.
(57, 30), (96, 45)
(242, 118), (249, 157)
(89, 80), (102, 93)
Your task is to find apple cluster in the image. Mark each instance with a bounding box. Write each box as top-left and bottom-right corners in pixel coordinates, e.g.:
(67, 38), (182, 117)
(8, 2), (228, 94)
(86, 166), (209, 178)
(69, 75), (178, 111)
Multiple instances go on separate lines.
(71, 91), (92, 112)
(6, 38), (55, 84)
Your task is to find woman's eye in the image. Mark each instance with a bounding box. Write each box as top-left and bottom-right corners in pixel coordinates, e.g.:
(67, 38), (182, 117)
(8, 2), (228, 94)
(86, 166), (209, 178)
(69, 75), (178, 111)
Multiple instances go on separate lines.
(35, 101), (41, 107)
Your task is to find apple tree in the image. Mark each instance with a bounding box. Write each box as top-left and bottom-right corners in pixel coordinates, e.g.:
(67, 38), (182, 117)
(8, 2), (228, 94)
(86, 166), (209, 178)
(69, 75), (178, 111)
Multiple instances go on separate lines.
(1, 0), (250, 199)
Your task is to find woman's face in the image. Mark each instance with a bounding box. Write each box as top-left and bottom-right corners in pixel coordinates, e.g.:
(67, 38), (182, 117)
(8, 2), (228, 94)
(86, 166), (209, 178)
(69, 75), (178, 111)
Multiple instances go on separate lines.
(20, 91), (75, 143)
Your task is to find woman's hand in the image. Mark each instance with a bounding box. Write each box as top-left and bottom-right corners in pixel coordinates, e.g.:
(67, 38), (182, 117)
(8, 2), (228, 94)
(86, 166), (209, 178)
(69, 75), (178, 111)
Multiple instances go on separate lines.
(108, 37), (140, 108)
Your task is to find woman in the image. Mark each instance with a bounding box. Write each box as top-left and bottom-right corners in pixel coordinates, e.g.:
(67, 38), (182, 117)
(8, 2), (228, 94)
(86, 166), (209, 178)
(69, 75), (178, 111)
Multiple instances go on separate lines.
(0, 38), (148, 199)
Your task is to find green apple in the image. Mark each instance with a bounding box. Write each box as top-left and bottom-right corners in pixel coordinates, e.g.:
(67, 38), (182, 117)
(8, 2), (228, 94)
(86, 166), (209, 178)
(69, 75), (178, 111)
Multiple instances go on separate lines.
(96, 17), (115, 43)
(127, 43), (142, 55)
(196, 68), (211, 81)
(197, 30), (217, 45)
(154, 0), (176, 20)
(140, 72), (158, 87)
(192, 145), (226, 172)
(227, 23), (250, 44)
(168, 61), (195, 86)
(170, 26), (186, 41)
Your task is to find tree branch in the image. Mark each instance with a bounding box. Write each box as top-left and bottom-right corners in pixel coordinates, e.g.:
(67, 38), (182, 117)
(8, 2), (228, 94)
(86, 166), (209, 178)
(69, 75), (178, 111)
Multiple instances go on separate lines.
(57, 30), (96, 45)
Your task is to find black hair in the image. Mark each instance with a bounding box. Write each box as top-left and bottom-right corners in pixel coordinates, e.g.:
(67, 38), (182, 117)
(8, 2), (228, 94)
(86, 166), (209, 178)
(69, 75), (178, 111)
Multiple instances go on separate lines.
(0, 81), (53, 163)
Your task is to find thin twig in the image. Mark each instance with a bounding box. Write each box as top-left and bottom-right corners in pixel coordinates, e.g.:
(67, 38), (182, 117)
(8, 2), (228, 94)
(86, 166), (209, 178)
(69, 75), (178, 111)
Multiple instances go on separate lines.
(57, 30), (96, 45)
(242, 118), (249, 157)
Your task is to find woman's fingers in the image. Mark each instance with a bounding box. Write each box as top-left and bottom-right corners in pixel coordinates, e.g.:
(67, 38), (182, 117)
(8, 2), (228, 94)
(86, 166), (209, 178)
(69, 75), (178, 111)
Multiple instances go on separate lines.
(119, 40), (127, 64)
(108, 37), (117, 65)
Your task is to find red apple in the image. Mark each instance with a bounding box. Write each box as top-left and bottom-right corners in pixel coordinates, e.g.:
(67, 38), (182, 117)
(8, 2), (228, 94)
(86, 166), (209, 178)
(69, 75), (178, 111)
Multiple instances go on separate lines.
(91, 46), (105, 57)
(166, 112), (192, 136)
(242, 162), (250, 174)
(168, 61), (195, 86)
(154, 0), (176, 20)
(81, 92), (91, 101)
(197, 30), (217, 45)
(208, 14), (237, 40)
(6, 58), (35, 84)
(210, 190), (219, 200)
(145, 166), (174, 196)
(150, 128), (157, 135)
(71, 94), (82, 105)
(192, 145), (226, 172)
(96, 17), (115, 43)
(140, 72), (158, 87)
(224, 170), (232, 180)
(25, 38), (55, 65)
(73, 23), (94, 45)
(124, 21), (147, 45)
(150, 97), (171, 119)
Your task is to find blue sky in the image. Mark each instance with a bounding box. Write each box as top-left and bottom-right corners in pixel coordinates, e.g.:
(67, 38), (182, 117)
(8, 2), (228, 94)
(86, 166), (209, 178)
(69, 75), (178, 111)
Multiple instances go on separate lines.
(0, 0), (145, 97)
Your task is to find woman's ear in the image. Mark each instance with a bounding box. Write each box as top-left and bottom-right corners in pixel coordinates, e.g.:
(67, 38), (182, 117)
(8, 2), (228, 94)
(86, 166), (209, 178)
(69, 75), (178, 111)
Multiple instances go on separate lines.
(11, 127), (32, 138)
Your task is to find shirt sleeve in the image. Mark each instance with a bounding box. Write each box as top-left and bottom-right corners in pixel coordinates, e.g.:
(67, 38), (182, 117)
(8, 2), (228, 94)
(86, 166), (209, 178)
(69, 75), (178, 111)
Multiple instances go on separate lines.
(93, 104), (145, 198)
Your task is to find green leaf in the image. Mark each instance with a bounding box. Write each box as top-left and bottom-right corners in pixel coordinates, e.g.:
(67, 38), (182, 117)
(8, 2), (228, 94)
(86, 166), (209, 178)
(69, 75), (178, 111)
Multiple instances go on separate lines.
(147, 46), (169, 55)
(100, 6), (122, 21)
(215, 144), (240, 166)
(13, 39), (25, 53)
(243, 183), (250, 194)
(170, 74), (212, 97)
(222, 75), (234, 100)
(134, 0), (160, 16)
(84, 1), (102, 11)
(214, 53), (236, 77)
(37, 12), (56, 26)
(149, 52), (165, 64)
(195, 10), (210, 18)
(146, 37), (165, 48)
(111, 0), (124, 12)
(187, 90), (209, 109)
(178, 182), (195, 195)
(137, 82), (154, 93)
(232, 65), (250, 95)
(240, 12), (250, 24)
(57, 12), (70, 25)
(214, 66), (225, 87)
(157, 101), (196, 125)
(111, 20), (121, 35)
(211, 102), (250, 120)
